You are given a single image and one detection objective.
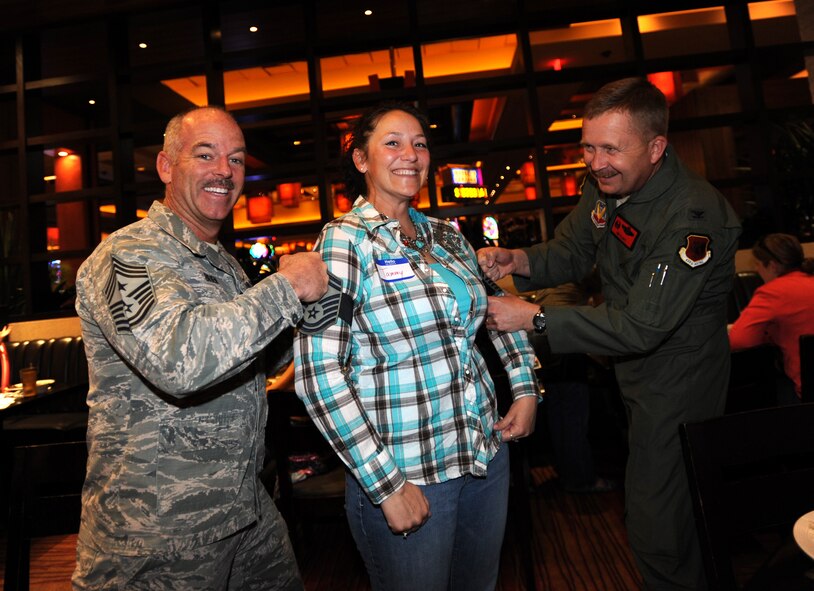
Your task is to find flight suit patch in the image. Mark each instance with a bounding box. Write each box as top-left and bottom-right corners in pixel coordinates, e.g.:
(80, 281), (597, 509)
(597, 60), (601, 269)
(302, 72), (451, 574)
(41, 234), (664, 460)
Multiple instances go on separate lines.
(611, 214), (639, 250)
(591, 200), (608, 229)
(679, 234), (712, 268)
(299, 272), (353, 334)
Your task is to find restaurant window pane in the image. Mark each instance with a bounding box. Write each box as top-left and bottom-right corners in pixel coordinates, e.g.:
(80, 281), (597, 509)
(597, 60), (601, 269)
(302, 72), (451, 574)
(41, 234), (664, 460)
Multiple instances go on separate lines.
(416, 0), (516, 28)
(131, 75), (204, 127)
(536, 79), (610, 133)
(220, 3), (306, 54)
(0, 207), (20, 257)
(0, 151), (19, 203)
(638, 7), (731, 60)
(26, 22), (107, 81)
(660, 68), (743, 120)
(427, 90), (533, 147)
(761, 57), (812, 109)
(28, 199), (92, 254)
(543, 143), (587, 199)
(0, 38), (14, 86)
(223, 61), (310, 110)
(530, 19), (627, 71)
(749, 0), (800, 46)
(25, 80), (110, 137)
(241, 116), (316, 173)
(233, 180), (321, 231)
(0, 263), (23, 315)
(771, 115), (814, 240)
(422, 34), (521, 85)
(129, 8), (204, 68)
(526, 0), (618, 14)
(30, 141), (113, 196)
(31, 257), (80, 314)
(320, 47), (415, 98)
(670, 125), (752, 183)
(315, 0), (410, 47)
(0, 93), (17, 142)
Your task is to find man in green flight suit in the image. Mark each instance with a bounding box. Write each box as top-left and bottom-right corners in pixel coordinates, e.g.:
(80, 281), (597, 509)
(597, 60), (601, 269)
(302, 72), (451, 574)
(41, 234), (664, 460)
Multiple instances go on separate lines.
(478, 77), (741, 590)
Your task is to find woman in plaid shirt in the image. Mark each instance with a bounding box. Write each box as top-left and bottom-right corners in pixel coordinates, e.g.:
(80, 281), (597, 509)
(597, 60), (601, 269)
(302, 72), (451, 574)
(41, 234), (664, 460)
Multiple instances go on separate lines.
(294, 103), (539, 591)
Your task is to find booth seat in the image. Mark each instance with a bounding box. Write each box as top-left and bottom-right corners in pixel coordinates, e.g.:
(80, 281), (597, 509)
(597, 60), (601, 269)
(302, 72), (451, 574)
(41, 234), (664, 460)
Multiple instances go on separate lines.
(7, 335), (88, 388)
(3, 336), (89, 443)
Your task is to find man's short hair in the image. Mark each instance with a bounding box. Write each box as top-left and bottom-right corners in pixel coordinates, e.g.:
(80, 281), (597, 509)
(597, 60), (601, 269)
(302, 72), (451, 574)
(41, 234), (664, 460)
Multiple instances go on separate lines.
(584, 77), (669, 140)
(162, 106), (238, 161)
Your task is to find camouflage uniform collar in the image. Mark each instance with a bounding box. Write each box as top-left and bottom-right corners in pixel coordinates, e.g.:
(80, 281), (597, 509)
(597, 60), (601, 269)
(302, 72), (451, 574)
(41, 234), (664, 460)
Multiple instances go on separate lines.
(148, 201), (220, 257)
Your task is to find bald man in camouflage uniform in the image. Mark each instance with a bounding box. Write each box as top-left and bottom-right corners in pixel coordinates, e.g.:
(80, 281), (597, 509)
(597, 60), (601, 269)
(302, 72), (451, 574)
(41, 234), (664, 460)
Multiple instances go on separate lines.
(72, 107), (327, 590)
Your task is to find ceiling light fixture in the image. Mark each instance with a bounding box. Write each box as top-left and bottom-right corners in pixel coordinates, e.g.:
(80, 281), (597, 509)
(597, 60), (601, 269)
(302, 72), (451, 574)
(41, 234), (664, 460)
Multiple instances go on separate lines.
(249, 26), (258, 33)
(88, 99), (96, 105)
(138, 42), (148, 49)
(364, 9), (373, 16)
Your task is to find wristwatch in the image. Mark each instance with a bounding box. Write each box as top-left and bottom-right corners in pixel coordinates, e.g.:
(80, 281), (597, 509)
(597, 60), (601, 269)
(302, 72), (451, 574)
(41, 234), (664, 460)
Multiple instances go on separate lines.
(532, 305), (547, 334)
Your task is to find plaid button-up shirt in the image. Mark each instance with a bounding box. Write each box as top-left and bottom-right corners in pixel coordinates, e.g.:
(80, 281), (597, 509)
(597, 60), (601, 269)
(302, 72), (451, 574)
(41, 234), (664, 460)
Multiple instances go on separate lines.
(294, 198), (538, 504)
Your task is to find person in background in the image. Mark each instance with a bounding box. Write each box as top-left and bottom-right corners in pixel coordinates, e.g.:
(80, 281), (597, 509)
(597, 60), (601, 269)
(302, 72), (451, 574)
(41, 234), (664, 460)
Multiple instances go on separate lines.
(729, 233), (814, 405)
(478, 77), (742, 590)
(294, 102), (539, 591)
(531, 274), (618, 494)
(72, 106), (327, 590)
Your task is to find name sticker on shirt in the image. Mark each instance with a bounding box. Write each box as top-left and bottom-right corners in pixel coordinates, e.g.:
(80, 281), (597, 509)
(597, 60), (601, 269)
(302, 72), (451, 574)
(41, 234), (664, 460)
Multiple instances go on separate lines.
(375, 257), (415, 282)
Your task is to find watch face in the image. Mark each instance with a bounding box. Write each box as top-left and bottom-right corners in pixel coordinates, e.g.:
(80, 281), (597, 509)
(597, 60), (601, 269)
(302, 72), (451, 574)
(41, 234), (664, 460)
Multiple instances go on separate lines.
(533, 310), (546, 332)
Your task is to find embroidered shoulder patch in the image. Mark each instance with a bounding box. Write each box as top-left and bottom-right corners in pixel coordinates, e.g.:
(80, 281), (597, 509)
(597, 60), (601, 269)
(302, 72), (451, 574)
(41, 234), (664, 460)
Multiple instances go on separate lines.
(611, 214), (639, 250)
(679, 234), (712, 268)
(104, 255), (156, 334)
(591, 200), (608, 229)
(300, 272), (353, 334)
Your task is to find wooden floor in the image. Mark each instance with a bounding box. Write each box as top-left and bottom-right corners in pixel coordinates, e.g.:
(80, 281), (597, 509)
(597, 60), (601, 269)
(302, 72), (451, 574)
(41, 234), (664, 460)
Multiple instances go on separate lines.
(0, 463), (642, 591)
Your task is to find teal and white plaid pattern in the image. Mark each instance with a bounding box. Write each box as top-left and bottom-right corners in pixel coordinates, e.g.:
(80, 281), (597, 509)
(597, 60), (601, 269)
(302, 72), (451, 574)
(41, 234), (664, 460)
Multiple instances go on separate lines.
(295, 198), (538, 505)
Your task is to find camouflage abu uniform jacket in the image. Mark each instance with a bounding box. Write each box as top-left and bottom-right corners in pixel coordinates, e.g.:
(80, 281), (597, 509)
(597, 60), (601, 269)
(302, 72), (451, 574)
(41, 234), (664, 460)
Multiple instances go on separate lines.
(75, 201), (303, 553)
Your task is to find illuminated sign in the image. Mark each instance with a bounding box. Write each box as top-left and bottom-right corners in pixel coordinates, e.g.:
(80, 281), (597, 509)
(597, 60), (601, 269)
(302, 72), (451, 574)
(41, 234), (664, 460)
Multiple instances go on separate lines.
(440, 164), (487, 203)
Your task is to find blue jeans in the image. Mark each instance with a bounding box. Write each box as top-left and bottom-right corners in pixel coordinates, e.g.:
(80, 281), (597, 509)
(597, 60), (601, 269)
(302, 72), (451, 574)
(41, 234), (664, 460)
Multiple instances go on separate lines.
(345, 443), (510, 591)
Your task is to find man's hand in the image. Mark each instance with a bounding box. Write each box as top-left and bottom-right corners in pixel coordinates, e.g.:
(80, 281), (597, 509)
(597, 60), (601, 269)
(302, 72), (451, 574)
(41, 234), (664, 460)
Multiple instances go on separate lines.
(477, 247), (530, 281)
(276, 252), (328, 302)
(484, 293), (539, 333)
(380, 482), (431, 535)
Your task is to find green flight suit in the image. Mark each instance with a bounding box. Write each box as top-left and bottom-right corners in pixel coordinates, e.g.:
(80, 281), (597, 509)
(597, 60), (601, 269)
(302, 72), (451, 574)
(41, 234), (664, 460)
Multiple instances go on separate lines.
(514, 148), (741, 590)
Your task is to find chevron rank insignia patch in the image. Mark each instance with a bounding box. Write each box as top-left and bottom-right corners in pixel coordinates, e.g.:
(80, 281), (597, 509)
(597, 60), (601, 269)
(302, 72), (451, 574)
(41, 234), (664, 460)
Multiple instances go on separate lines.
(105, 255), (156, 334)
(299, 272), (353, 334)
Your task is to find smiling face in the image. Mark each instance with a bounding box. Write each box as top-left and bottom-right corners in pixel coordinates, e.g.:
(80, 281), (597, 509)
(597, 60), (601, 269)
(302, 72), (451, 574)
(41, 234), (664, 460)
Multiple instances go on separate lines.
(158, 108), (246, 242)
(352, 109), (430, 209)
(580, 110), (666, 197)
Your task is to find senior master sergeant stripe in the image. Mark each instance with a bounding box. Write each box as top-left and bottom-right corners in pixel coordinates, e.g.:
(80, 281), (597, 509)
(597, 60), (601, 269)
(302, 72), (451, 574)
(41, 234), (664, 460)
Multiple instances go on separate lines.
(105, 255), (157, 334)
(300, 271), (353, 334)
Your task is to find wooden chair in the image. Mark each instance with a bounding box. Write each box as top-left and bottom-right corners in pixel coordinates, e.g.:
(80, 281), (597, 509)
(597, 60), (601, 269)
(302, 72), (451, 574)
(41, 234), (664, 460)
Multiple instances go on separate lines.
(4, 441), (87, 591)
(680, 404), (814, 590)
(266, 388), (346, 561)
(800, 335), (814, 404)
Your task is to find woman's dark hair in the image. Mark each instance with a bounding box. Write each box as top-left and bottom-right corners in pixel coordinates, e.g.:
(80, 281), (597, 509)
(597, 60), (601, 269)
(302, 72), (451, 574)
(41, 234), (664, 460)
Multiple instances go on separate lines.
(341, 101), (432, 199)
(753, 233), (814, 275)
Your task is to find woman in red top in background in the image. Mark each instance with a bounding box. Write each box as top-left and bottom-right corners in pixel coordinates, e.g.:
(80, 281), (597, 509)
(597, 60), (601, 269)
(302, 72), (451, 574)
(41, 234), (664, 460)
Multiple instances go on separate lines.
(729, 233), (814, 405)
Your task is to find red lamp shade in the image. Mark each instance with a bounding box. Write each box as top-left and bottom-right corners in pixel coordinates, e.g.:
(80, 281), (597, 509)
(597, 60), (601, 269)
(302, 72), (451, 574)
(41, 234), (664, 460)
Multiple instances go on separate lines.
(563, 174), (578, 196)
(334, 183), (352, 213)
(520, 161), (536, 186)
(246, 192), (272, 224)
(278, 182), (301, 208)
